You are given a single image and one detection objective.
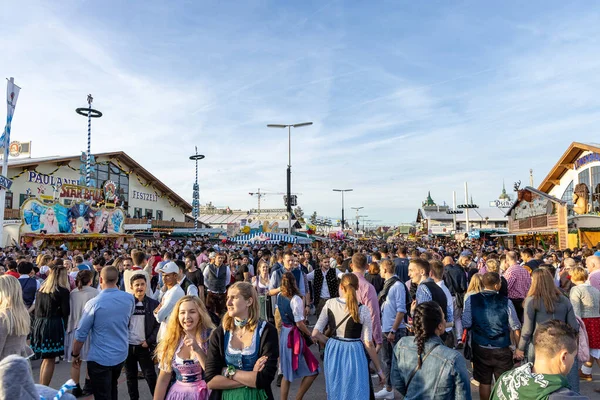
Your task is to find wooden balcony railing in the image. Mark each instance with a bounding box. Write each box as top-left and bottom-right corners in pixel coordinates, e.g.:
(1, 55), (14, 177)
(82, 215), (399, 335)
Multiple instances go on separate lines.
(124, 218), (194, 229)
(4, 208), (20, 220)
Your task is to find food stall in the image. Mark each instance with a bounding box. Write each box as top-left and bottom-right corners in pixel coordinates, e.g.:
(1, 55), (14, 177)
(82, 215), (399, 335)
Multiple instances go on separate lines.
(504, 187), (568, 249)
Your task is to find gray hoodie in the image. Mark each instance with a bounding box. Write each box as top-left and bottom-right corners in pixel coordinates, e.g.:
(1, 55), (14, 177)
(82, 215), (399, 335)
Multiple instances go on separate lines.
(0, 355), (75, 400)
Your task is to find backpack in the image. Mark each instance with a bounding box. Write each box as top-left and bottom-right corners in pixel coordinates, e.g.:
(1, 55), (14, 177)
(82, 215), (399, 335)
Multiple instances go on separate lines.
(574, 315), (590, 363)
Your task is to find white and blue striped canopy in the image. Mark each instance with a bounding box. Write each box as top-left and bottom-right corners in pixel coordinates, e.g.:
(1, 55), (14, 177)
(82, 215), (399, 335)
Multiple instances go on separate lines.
(232, 232), (301, 244)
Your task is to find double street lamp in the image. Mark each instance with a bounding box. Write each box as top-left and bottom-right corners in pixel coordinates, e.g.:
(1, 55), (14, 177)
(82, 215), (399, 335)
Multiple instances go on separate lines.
(267, 122), (313, 234)
(351, 206), (364, 232)
(333, 189), (353, 230)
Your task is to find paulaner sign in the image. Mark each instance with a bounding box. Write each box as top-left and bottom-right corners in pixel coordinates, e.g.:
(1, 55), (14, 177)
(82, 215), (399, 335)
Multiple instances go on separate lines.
(575, 153), (600, 170)
(28, 171), (78, 186)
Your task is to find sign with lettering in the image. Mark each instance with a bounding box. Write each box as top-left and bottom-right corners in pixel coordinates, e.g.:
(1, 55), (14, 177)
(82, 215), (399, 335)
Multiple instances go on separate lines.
(132, 190), (158, 202)
(0, 175), (13, 190)
(575, 152), (600, 170)
(489, 200), (514, 208)
(27, 171), (78, 187)
(59, 184), (103, 202)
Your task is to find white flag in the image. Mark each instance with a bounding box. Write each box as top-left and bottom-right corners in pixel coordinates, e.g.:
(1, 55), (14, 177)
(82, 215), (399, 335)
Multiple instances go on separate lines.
(1, 78), (21, 152)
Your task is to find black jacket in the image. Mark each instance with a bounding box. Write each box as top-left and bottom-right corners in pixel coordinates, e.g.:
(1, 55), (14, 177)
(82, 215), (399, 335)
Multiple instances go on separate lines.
(443, 264), (468, 296)
(205, 321), (279, 400)
(140, 295), (161, 349)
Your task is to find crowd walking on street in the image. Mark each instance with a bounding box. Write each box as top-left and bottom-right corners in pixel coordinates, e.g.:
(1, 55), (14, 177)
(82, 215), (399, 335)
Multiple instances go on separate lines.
(1, 238), (600, 399)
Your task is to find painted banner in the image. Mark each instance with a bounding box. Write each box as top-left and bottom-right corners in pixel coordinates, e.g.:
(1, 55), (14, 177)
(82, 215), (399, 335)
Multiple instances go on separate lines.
(1, 79), (21, 154)
(226, 223), (236, 237)
(20, 198), (125, 235)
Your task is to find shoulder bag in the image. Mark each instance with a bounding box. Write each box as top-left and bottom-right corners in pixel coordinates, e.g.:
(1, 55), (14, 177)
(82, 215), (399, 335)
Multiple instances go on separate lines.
(405, 343), (441, 389)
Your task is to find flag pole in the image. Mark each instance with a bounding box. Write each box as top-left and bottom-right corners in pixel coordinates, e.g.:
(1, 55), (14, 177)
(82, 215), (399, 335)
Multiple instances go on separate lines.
(0, 77), (20, 248)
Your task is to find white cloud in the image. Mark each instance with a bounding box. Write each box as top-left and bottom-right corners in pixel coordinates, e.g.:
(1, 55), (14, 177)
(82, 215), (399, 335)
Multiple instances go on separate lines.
(2, 2), (600, 224)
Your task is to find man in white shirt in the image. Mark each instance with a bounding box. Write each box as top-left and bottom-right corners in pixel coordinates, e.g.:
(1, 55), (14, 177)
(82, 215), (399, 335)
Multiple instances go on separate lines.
(431, 260), (455, 347)
(175, 260), (198, 297)
(375, 260), (407, 400)
(123, 253), (154, 299)
(154, 262), (184, 340)
(306, 255), (343, 319)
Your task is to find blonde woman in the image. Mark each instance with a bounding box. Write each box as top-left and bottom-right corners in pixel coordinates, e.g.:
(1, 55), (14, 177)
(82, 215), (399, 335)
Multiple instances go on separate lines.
(205, 282), (279, 400)
(464, 273), (484, 305)
(31, 259), (70, 386)
(154, 296), (215, 400)
(0, 275), (33, 360)
(569, 267), (600, 382)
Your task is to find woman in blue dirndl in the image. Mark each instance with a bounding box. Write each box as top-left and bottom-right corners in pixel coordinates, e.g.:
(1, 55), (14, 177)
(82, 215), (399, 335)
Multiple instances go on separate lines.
(312, 273), (384, 400)
(277, 272), (319, 400)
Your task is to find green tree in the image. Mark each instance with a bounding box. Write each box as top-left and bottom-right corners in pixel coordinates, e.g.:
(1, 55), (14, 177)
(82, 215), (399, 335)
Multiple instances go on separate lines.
(309, 211), (318, 225)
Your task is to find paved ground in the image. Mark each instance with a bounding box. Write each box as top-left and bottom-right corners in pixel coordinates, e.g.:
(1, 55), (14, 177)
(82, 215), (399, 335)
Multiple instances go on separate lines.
(28, 316), (599, 399)
(30, 351), (599, 399)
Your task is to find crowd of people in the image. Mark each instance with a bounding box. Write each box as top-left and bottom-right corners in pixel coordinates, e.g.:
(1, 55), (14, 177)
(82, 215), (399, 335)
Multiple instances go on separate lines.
(0, 238), (599, 399)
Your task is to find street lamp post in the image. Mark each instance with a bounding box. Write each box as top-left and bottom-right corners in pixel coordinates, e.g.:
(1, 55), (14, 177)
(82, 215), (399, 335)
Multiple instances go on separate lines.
(267, 122), (313, 234)
(189, 147), (205, 232)
(457, 182), (478, 236)
(333, 189), (353, 230)
(351, 206), (364, 232)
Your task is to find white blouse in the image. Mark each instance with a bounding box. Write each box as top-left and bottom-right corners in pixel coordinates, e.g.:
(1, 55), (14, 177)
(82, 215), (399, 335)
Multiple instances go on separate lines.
(314, 297), (373, 343)
(276, 294), (305, 323)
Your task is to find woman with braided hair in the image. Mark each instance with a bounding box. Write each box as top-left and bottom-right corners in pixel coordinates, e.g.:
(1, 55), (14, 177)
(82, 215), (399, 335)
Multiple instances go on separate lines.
(390, 301), (471, 399)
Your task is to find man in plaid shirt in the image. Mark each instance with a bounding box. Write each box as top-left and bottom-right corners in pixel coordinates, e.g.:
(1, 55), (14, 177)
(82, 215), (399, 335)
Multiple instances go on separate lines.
(503, 251), (531, 323)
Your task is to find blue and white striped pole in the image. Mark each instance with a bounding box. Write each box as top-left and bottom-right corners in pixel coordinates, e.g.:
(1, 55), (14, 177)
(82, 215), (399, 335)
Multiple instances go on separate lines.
(76, 95), (101, 188)
(194, 148), (198, 230)
(189, 147), (205, 233)
(86, 94), (92, 187)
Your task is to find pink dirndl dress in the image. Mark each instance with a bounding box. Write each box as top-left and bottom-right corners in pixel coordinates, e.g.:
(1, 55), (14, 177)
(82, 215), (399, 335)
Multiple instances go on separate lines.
(165, 339), (210, 400)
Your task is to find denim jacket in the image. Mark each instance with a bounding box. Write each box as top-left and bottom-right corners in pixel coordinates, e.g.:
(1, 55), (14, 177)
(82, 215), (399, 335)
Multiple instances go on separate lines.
(391, 336), (472, 400)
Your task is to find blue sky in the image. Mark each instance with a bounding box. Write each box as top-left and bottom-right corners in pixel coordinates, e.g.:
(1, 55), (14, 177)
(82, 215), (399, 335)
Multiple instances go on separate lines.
(2, 1), (600, 225)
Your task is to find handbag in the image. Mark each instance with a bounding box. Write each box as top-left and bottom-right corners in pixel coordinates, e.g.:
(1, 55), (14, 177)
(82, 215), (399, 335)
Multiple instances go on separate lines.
(463, 330), (472, 360)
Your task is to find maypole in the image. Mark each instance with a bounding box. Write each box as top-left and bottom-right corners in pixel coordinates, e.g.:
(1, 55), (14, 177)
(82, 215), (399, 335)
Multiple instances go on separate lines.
(75, 94), (102, 187)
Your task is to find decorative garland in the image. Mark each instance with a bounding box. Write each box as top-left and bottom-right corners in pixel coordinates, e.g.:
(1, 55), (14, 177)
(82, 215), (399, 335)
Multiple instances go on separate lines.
(13, 158), (189, 213)
(11, 165), (62, 180)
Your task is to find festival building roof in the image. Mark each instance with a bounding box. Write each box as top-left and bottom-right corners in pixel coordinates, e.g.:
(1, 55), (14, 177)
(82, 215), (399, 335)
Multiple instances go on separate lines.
(417, 207), (508, 223)
(8, 152), (192, 212)
(538, 142), (600, 194)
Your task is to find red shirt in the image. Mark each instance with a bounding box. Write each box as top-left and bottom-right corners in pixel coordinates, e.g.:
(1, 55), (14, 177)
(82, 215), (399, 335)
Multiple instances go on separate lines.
(5, 270), (20, 278)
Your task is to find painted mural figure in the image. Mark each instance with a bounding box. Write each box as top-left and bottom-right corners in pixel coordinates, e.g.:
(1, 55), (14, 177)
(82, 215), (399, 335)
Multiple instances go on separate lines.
(20, 198), (126, 235)
(573, 183), (590, 215)
(39, 207), (59, 233)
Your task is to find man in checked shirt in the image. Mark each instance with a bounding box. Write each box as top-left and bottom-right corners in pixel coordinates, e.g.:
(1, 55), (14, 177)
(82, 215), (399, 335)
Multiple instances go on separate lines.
(503, 251), (531, 323)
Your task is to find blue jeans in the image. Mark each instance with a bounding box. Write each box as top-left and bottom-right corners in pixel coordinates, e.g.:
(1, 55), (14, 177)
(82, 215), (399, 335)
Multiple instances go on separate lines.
(381, 328), (407, 388)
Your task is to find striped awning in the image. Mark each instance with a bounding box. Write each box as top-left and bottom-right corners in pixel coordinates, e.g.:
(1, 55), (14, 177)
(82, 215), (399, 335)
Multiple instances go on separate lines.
(232, 232), (298, 244)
